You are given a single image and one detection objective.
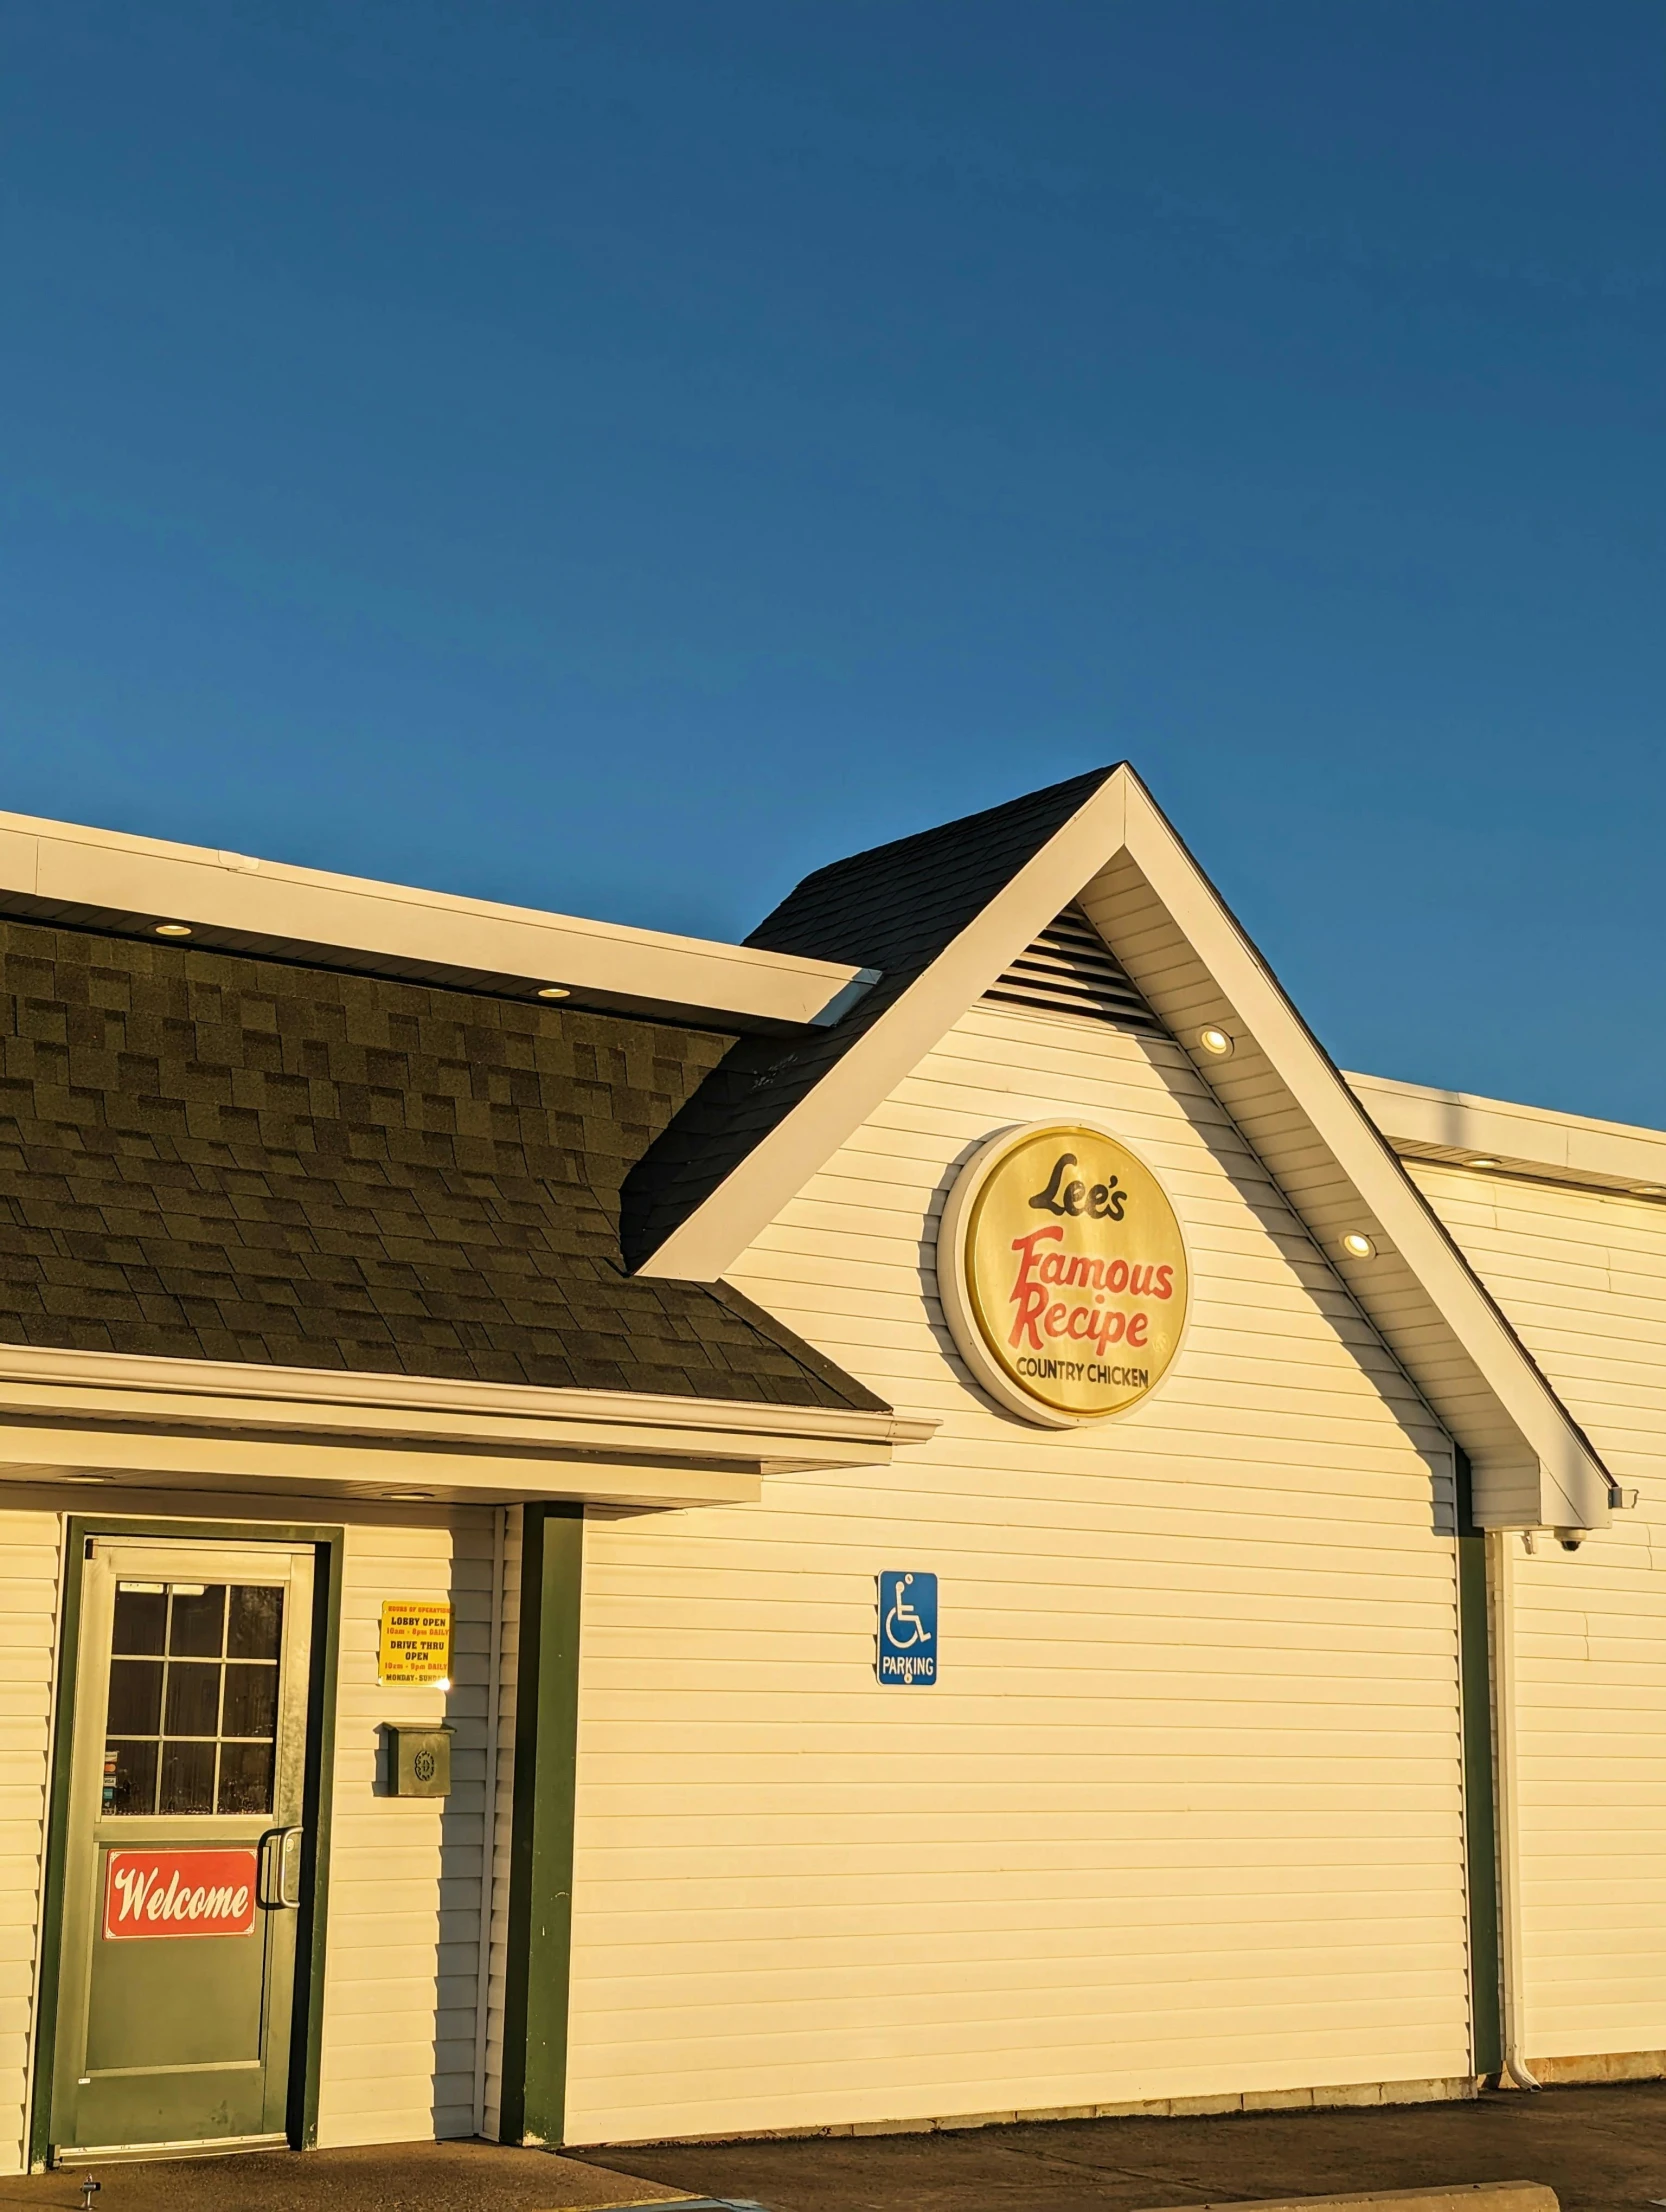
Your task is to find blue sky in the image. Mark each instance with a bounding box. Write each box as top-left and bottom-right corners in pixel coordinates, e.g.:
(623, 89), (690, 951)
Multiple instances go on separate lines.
(2, 3), (1662, 1121)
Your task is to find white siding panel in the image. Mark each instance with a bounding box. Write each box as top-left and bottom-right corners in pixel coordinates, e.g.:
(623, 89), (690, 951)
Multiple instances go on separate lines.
(566, 1005), (1470, 2143)
(1411, 1164), (1666, 2064)
(0, 1507), (59, 2176)
(314, 1508), (496, 2149)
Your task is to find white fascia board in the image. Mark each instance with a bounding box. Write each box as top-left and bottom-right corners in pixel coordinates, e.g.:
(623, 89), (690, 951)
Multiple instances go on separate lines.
(1348, 1069), (1666, 1196)
(0, 1341), (936, 1503)
(638, 776), (1130, 1281)
(1102, 781), (1611, 1533)
(0, 807), (871, 1031)
(0, 1428), (769, 1510)
(634, 764), (1610, 1533)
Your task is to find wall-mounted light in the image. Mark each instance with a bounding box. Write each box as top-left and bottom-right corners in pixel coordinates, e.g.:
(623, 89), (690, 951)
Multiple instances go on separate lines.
(1340, 1231), (1377, 1260)
(536, 984), (572, 1001)
(1197, 1025), (1234, 1058)
(154, 922), (193, 938)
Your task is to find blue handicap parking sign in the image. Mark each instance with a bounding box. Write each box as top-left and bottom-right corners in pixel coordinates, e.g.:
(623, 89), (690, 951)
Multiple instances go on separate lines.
(877, 1570), (938, 1685)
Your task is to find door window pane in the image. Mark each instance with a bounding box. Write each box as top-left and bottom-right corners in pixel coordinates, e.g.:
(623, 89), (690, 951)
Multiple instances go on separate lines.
(228, 1585), (283, 1661)
(222, 1663), (278, 1740)
(158, 1739), (216, 1815)
(164, 1661), (222, 1738)
(169, 1585), (227, 1658)
(102, 1740), (158, 1815)
(217, 1741), (275, 1815)
(113, 1586), (167, 1655)
(107, 1658), (163, 1736)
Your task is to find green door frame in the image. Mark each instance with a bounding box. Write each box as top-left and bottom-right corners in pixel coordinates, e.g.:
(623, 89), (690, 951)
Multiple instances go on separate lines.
(29, 1514), (344, 2169)
(498, 1502), (583, 2147)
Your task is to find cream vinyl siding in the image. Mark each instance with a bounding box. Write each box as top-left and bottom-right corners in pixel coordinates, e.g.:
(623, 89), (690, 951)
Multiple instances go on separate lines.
(316, 1506), (497, 2148)
(0, 1505), (59, 2175)
(1408, 1164), (1666, 2064)
(566, 1002), (1470, 2144)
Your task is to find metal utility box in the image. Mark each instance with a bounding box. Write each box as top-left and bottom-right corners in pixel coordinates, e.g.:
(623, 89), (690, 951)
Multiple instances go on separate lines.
(386, 1724), (453, 1799)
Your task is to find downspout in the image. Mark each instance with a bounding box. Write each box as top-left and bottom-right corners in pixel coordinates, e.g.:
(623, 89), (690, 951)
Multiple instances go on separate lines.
(1489, 1528), (1541, 2090)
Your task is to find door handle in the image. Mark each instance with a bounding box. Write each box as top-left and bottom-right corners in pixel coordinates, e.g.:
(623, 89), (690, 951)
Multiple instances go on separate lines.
(259, 1826), (306, 1909)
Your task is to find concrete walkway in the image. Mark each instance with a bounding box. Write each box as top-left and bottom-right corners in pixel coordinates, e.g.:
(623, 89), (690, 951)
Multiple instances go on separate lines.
(0, 2140), (697, 2212)
(580, 2081), (1666, 2212)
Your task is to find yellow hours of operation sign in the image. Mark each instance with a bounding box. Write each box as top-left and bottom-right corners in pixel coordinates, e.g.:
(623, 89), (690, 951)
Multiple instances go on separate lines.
(938, 1119), (1191, 1427)
(378, 1600), (454, 1687)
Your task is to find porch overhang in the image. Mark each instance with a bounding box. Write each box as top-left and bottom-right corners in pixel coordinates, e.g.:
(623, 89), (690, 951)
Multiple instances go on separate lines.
(0, 1344), (937, 1510)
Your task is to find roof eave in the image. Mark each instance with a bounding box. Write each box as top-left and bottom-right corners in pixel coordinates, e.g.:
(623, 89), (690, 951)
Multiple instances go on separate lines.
(0, 807), (876, 1033)
(0, 1340), (938, 1509)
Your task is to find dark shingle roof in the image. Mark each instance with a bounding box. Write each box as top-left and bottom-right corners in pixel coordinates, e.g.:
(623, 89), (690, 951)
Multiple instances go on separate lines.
(0, 918), (883, 1411)
(622, 766), (1118, 1266)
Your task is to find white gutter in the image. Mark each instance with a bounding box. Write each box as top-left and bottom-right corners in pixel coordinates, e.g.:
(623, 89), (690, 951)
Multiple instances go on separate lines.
(1489, 1530), (1541, 2091)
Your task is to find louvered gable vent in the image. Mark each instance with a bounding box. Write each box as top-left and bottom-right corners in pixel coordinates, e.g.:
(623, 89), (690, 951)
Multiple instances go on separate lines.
(983, 903), (1160, 1029)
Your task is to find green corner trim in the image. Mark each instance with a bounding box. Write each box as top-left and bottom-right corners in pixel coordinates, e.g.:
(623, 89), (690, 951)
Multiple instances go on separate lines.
(292, 1528), (344, 2148)
(499, 1503), (584, 2147)
(1455, 1452), (1503, 2077)
(27, 1526), (88, 2172)
(29, 1513), (344, 2168)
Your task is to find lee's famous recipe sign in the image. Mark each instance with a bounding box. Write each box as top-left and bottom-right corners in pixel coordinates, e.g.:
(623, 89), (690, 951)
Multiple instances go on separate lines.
(939, 1121), (1189, 1426)
(103, 1847), (259, 1940)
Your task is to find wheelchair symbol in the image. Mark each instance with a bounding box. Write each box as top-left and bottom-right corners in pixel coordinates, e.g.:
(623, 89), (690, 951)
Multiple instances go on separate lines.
(884, 1573), (932, 1651)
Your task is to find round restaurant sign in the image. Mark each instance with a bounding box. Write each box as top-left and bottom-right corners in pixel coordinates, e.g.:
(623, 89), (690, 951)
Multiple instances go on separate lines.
(938, 1121), (1190, 1427)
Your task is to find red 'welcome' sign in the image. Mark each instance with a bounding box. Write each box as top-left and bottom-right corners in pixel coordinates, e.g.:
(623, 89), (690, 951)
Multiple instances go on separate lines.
(103, 1847), (260, 1940)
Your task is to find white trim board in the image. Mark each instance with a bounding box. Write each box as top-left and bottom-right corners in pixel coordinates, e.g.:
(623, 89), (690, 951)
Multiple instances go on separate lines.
(634, 766), (1613, 1535)
(0, 806), (874, 1031)
(0, 1341), (936, 1506)
(1349, 1069), (1666, 1200)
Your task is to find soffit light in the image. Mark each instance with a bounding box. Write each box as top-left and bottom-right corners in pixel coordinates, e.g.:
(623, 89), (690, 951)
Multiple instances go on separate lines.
(536, 985), (572, 1001)
(383, 1489), (437, 1502)
(1197, 1025), (1235, 1058)
(1340, 1231), (1377, 1260)
(154, 921), (193, 938)
(1469, 1157), (1500, 1170)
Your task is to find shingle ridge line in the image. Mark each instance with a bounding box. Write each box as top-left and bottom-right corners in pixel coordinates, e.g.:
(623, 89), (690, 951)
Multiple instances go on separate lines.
(742, 763), (1121, 930)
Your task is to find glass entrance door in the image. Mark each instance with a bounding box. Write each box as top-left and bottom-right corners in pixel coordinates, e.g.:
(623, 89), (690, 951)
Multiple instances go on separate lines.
(50, 1538), (316, 2160)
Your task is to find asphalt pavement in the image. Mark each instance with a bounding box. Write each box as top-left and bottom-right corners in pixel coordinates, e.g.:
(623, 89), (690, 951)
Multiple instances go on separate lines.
(582, 2081), (1666, 2212)
(8, 2084), (1666, 2212)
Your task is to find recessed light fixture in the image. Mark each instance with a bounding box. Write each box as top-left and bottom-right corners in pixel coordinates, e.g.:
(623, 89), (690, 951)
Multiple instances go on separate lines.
(1340, 1231), (1377, 1260)
(536, 985), (572, 1001)
(154, 921), (193, 938)
(1197, 1025), (1235, 1058)
(1631, 1185), (1666, 1198)
(1469, 1157), (1500, 1170)
(383, 1488), (437, 1502)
